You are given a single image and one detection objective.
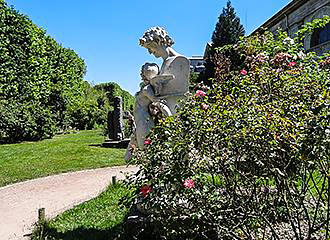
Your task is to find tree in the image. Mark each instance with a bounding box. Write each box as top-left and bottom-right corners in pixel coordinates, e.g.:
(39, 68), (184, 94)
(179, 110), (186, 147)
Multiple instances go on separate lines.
(0, 1), (87, 142)
(202, 0), (245, 84)
(94, 82), (135, 111)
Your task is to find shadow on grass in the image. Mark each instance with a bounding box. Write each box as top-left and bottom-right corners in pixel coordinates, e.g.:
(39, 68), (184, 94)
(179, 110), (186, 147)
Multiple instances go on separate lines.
(32, 208), (157, 240)
(88, 144), (103, 147)
(41, 223), (124, 240)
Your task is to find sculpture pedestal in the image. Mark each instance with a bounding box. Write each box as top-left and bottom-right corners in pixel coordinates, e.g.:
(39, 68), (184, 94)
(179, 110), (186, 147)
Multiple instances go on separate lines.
(102, 138), (130, 148)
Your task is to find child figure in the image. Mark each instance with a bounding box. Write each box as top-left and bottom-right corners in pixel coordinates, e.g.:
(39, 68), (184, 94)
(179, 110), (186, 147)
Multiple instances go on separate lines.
(125, 63), (173, 160)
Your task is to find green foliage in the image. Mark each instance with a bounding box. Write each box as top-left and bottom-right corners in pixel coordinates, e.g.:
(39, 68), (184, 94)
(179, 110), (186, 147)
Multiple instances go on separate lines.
(201, 0), (245, 84)
(94, 82), (135, 112)
(94, 82), (135, 136)
(125, 20), (329, 239)
(0, 100), (56, 143)
(66, 81), (110, 131)
(189, 72), (201, 89)
(0, 1), (86, 143)
(295, 15), (330, 41)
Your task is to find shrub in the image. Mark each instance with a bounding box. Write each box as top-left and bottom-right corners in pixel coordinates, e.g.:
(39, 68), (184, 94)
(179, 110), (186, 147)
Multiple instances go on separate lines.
(65, 81), (110, 130)
(124, 18), (330, 239)
(0, 100), (56, 143)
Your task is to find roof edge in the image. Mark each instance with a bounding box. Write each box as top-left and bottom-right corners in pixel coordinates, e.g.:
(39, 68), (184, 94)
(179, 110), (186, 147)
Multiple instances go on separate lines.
(251, 0), (309, 35)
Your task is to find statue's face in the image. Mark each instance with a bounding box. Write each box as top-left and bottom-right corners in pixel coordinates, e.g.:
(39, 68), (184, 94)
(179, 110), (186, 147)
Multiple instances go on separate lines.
(145, 42), (166, 58)
(143, 65), (158, 80)
(149, 104), (160, 116)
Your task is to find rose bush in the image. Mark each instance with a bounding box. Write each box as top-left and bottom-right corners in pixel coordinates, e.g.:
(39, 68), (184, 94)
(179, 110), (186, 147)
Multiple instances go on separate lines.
(124, 17), (330, 240)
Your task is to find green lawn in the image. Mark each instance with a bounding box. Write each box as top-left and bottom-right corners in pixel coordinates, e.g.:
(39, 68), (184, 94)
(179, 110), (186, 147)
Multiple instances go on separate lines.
(32, 184), (128, 240)
(0, 130), (125, 187)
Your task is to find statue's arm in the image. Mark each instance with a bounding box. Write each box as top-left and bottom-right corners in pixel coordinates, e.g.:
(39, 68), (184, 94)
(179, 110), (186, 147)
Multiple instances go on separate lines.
(143, 84), (161, 102)
(170, 56), (190, 74)
(157, 93), (187, 99)
(155, 56), (190, 97)
(151, 74), (175, 83)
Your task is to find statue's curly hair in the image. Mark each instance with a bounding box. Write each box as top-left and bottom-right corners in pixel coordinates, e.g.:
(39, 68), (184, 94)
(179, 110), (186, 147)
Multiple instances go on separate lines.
(140, 27), (174, 47)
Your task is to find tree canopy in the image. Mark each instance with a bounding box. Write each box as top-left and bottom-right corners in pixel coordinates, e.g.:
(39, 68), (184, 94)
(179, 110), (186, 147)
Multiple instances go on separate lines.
(201, 0), (245, 84)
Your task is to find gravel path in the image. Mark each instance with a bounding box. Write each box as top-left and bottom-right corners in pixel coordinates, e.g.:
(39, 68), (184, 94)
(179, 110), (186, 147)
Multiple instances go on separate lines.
(0, 165), (138, 240)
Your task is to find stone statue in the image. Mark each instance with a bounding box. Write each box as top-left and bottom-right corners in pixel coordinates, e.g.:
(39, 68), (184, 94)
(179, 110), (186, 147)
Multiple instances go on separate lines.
(124, 110), (136, 137)
(103, 96), (130, 148)
(125, 27), (190, 160)
(107, 96), (125, 141)
(134, 63), (173, 148)
(139, 26), (190, 114)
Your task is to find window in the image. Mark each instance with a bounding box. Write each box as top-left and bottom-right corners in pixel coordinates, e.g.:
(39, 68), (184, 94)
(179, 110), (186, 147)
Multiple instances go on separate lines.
(311, 23), (330, 48)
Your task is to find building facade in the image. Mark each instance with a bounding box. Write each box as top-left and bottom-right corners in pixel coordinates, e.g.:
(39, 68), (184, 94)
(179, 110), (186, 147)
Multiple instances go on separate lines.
(189, 56), (205, 73)
(253, 0), (330, 55)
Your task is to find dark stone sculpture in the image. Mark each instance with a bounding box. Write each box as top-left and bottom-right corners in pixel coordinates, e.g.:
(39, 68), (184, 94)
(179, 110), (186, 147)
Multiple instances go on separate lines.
(108, 96), (124, 140)
(103, 96), (129, 148)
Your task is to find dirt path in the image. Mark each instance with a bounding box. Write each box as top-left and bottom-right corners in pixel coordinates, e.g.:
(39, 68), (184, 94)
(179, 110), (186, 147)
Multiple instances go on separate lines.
(0, 165), (138, 240)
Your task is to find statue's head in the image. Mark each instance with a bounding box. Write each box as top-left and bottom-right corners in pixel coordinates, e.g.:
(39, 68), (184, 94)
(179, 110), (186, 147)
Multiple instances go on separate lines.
(149, 102), (161, 117)
(140, 62), (159, 84)
(140, 27), (174, 58)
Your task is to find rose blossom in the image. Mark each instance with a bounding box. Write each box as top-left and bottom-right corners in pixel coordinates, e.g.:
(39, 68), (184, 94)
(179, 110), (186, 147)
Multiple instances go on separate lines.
(288, 61), (296, 67)
(140, 185), (152, 197)
(184, 179), (195, 189)
(201, 103), (209, 110)
(144, 138), (151, 145)
(194, 90), (206, 97)
(240, 69), (248, 75)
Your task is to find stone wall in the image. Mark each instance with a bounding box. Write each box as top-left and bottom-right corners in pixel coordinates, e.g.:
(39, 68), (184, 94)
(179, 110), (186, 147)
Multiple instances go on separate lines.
(264, 0), (330, 55)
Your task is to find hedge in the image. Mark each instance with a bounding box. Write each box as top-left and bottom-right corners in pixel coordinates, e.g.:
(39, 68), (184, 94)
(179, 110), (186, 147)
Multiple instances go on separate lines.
(0, 0), (86, 143)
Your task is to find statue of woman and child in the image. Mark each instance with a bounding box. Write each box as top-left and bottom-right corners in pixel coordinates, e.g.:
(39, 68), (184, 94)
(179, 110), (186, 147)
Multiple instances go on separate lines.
(125, 26), (190, 160)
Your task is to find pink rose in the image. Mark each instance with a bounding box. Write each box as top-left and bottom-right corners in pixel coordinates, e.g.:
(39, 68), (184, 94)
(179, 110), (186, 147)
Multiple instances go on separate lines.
(201, 103), (209, 110)
(184, 179), (195, 189)
(140, 185), (152, 197)
(194, 90), (206, 97)
(241, 69), (248, 75)
(144, 138), (151, 145)
(288, 61), (296, 67)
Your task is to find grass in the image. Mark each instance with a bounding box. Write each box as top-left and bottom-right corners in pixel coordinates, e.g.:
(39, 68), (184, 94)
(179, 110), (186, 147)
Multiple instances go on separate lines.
(0, 130), (126, 187)
(32, 184), (129, 240)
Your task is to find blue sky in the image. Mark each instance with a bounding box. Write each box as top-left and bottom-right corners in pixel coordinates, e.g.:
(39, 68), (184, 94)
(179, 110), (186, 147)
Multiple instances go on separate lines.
(6, 0), (291, 94)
